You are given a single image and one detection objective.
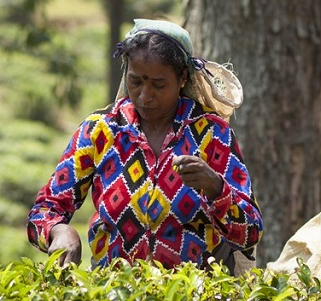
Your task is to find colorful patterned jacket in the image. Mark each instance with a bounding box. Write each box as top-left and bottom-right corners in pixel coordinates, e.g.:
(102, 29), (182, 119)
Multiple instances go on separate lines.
(27, 96), (263, 269)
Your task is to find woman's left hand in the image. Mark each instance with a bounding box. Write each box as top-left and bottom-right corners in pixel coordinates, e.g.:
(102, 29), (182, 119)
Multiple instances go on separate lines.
(172, 155), (223, 200)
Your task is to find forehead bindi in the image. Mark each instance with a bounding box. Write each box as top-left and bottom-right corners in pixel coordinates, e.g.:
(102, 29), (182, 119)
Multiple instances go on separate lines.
(128, 71), (166, 83)
(128, 55), (170, 81)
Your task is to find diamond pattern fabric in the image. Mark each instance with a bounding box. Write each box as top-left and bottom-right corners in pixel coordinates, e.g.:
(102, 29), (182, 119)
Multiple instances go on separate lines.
(27, 97), (263, 269)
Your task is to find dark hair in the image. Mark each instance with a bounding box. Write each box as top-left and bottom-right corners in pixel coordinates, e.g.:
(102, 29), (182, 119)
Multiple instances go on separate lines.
(121, 33), (188, 79)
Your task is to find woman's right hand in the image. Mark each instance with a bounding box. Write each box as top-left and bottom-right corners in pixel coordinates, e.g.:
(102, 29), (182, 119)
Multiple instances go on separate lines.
(48, 224), (82, 267)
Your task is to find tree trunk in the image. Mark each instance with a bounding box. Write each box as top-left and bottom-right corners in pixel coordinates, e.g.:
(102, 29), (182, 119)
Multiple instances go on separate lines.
(104, 0), (124, 104)
(184, 0), (321, 267)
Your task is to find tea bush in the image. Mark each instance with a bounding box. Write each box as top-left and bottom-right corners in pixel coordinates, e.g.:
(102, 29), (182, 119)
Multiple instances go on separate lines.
(0, 251), (320, 300)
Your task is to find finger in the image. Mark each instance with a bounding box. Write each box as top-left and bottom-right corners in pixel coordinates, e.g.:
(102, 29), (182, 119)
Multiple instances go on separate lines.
(48, 245), (67, 266)
(172, 155), (194, 165)
(172, 156), (181, 172)
(48, 245), (59, 256)
(180, 172), (202, 183)
(64, 251), (81, 267)
(59, 252), (67, 267)
(172, 156), (206, 177)
(177, 162), (205, 175)
(61, 252), (72, 268)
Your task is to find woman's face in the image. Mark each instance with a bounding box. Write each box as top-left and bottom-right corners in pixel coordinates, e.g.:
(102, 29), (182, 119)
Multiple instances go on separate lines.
(126, 52), (187, 124)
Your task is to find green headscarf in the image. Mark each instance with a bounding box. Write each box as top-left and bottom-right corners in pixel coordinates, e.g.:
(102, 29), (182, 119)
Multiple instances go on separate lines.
(125, 19), (193, 63)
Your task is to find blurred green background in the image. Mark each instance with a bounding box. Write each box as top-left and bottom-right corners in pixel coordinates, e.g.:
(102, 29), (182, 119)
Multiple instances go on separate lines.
(0, 0), (182, 268)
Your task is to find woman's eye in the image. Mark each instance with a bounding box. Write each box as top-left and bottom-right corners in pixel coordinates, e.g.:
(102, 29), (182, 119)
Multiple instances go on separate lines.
(154, 84), (165, 89)
(130, 80), (141, 86)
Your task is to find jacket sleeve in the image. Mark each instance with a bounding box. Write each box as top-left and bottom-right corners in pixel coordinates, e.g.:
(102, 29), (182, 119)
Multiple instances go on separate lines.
(27, 118), (97, 252)
(204, 120), (263, 251)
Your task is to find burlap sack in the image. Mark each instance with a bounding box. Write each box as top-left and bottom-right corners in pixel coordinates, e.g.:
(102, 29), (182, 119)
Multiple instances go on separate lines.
(266, 213), (321, 279)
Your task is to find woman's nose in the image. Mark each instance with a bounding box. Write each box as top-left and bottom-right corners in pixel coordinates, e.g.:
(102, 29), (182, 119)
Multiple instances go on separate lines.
(139, 85), (154, 104)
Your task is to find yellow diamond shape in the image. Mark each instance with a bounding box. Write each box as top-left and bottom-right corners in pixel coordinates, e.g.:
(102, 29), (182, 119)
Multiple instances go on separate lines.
(130, 184), (170, 231)
(128, 159), (144, 183)
(90, 226), (110, 263)
(74, 147), (95, 180)
(80, 179), (92, 199)
(205, 225), (221, 252)
(198, 130), (212, 162)
(195, 117), (209, 135)
(147, 188), (170, 230)
(91, 121), (114, 166)
(230, 204), (240, 218)
(130, 181), (151, 225)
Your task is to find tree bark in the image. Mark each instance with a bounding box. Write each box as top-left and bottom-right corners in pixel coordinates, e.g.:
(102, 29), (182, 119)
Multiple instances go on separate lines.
(104, 0), (123, 104)
(184, 0), (321, 266)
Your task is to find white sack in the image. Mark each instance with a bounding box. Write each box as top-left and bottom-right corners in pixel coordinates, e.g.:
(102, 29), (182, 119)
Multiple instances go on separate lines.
(266, 213), (321, 279)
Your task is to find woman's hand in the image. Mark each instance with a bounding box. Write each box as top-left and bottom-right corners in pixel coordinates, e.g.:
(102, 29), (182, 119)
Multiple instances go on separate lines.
(172, 155), (223, 200)
(48, 224), (82, 267)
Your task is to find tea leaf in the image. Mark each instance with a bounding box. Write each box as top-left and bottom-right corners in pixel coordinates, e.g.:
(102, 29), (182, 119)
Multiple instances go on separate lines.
(43, 249), (65, 275)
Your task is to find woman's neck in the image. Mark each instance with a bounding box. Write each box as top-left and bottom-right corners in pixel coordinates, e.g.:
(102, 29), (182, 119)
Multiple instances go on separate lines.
(140, 117), (173, 158)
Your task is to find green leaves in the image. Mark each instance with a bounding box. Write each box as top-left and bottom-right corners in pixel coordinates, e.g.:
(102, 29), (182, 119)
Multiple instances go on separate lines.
(0, 253), (320, 300)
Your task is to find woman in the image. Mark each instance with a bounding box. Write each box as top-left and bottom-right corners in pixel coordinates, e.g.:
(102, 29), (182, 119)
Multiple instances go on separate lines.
(27, 19), (263, 273)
